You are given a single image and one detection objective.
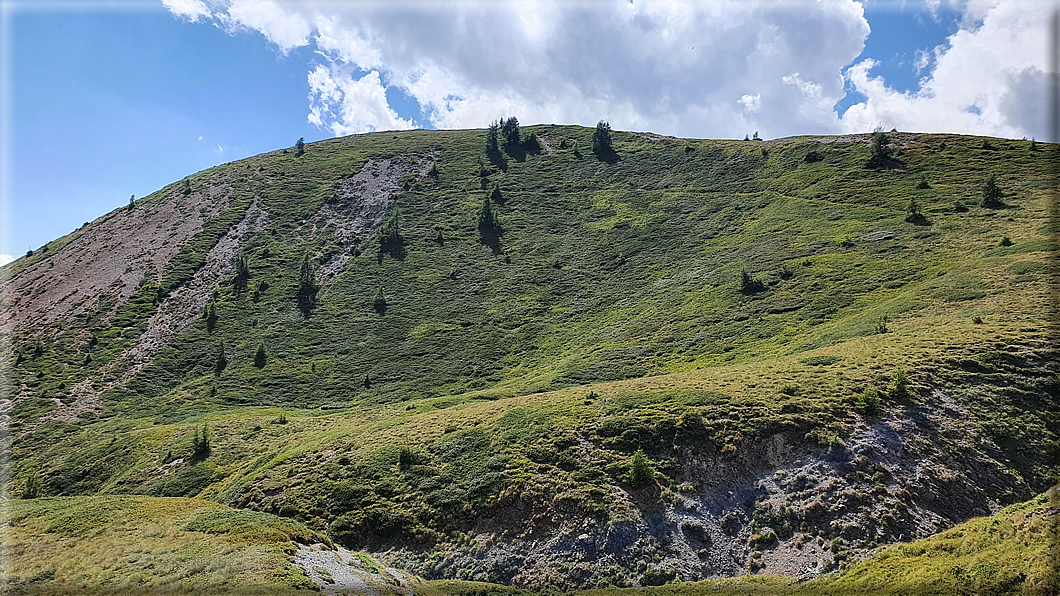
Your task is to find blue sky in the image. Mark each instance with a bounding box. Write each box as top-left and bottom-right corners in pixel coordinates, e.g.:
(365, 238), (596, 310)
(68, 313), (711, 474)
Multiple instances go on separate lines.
(1, 0), (1051, 263)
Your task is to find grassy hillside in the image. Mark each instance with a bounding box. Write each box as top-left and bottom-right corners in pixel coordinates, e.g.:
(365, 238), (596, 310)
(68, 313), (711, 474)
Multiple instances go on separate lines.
(1, 126), (1057, 589)
(0, 495), (323, 594)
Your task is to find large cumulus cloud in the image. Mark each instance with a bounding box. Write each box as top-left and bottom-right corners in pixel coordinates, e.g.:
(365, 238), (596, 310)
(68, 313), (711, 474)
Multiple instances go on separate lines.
(165, 0), (1051, 140)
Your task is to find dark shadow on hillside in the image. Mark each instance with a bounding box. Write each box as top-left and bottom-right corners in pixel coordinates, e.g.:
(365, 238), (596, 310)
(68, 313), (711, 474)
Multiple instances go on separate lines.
(594, 148), (620, 164)
(504, 144), (527, 163)
(866, 155), (904, 170)
(377, 237), (406, 263)
(479, 229), (502, 255)
(487, 149), (508, 172)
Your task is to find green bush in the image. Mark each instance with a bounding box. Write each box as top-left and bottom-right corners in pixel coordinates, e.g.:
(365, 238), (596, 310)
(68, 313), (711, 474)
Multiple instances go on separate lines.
(853, 388), (881, 416)
(21, 467), (42, 499)
(740, 270), (766, 294)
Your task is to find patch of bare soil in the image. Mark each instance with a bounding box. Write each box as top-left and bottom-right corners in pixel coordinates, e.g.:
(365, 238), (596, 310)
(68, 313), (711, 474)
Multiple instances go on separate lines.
(39, 198), (268, 423)
(0, 179), (235, 334)
(303, 157), (431, 286)
(380, 391), (1031, 590)
(295, 543), (414, 596)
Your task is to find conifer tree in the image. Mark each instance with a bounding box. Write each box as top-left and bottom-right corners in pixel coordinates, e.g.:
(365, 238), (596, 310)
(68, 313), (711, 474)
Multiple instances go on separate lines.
(203, 302), (218, 332)
(373, 287), (387, 314)
(478, 196), (500, 232)
(485, 121), (500, 154)
(867, 130), (893, 168)
(191, 424), (211, 461)
(296, 254), (318, 314)
(981, 174), (1004, 208)
(233, 254), (250, 291)
(254, 342), (267, 368)
(629, 449), (654, 487)
(592, 121), (613, 154)
(501, 116), (520, 147)
(377, 206), (405, 260)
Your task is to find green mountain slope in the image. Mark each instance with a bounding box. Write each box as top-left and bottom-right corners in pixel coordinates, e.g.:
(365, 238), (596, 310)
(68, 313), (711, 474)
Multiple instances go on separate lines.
(2, 126), (1056, 590)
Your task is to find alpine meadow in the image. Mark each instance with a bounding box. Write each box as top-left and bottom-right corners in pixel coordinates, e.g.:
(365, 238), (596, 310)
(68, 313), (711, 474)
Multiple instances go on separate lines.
(1, 124), (1057, 594)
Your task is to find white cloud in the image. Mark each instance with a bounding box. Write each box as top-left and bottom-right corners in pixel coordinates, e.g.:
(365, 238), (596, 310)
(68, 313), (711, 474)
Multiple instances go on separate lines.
(307, 66), (415, 135)
(913, 48), (931, 75)
(163, 0), (1048, 140)
(0, 254), (13, 267)
(161, 0), (211, 22)
(197, 135), (203, 141)
(838, 0), (1051, 139)
(221, 0), (311, 54)
(739, 93), (762, 114)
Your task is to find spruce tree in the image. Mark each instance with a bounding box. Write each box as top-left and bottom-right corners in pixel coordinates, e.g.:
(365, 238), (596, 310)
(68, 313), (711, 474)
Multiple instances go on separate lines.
(233, 254), (250, 291)
(192, 424), (211, 461)
(254, 342), (267, 368)
(867, 131), (893, 168)
(501, 116), (520, 147)
(592, 120), (613, 154)
(373, 288), (387, 314)
(485, 121), (500, 154)
(297, 254), (318, 313)
(629, 449), (654, 487)
(203, 302), (218, 332)
(981, 174), (1004, 208)
(478, 196), (500, 232)
(377, 206), (405, 260)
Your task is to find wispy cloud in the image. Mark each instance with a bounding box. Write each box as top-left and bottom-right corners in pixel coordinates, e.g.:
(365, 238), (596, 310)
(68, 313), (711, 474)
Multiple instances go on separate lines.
(161, 0), (211, 23)
(0, 254), (14, 266)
